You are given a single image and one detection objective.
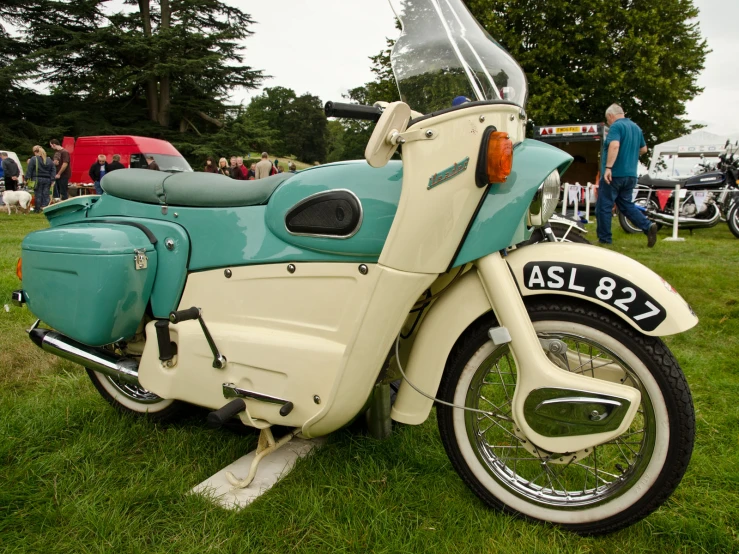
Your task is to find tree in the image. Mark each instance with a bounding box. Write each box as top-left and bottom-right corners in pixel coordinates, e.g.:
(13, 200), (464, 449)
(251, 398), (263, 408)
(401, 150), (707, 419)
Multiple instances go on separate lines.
(23, 0), (264, 131)
(245, 87), (328, 163)
(328, 40), (401, 161)
(352, 0), (707, 145)
(466, 0), (707, 143)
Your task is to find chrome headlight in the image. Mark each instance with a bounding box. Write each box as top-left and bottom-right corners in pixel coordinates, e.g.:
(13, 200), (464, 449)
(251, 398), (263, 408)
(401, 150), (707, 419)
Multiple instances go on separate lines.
(528, 170), (561, 227)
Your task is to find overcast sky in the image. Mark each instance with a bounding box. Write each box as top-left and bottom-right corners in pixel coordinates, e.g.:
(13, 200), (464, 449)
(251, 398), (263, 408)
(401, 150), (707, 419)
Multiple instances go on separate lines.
(232, 0), (739, 138)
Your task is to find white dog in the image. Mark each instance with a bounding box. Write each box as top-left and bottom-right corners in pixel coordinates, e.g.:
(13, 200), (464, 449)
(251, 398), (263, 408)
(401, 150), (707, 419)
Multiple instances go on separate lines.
(3, 190), (33, 215)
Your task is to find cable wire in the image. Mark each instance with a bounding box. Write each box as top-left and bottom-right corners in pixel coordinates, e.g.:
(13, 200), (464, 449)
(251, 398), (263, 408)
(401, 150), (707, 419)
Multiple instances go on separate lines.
(394, 333), (494, 416)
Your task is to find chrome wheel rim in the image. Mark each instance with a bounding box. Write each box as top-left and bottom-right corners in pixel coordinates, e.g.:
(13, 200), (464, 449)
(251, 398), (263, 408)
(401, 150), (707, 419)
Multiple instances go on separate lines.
(464, 331), (656, 509)
(623, 198), (655, 233)
(101, 374), (164, 404)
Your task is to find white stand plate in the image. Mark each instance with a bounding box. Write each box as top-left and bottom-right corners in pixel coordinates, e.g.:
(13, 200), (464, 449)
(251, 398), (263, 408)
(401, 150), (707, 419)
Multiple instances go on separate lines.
(192, 437), (324, 510)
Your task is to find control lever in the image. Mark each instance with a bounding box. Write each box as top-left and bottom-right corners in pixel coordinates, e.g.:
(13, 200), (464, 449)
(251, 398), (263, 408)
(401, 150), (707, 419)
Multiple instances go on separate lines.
(169, 307), (227, 369)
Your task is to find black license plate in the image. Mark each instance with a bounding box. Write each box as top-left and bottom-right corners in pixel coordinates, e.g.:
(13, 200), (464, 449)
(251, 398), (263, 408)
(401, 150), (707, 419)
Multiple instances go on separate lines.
(522, 262), (666, 332)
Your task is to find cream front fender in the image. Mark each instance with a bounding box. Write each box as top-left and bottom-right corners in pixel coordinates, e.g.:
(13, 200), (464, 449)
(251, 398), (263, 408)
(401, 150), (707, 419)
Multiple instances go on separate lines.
(391, 269), (490, 425)
(506, 243), (698, 337)
(391, 243), (697, 427)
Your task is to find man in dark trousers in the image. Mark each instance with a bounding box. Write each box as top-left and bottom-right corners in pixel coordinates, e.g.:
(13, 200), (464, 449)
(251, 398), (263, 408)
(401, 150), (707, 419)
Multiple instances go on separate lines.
(49, 139), (71, 200)
(0, 152), (20, 191)
(596, 103), (658, 247)
(89, 154), (110, 194)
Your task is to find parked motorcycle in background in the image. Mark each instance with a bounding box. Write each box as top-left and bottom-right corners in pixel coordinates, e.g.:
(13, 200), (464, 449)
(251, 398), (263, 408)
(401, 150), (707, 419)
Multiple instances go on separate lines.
(621, 140), (739, 236)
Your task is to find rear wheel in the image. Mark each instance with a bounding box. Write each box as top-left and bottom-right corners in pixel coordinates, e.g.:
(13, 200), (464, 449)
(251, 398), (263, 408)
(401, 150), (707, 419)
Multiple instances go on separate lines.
(436, 299), (694, 535)
(619, 196), (661, 234)
(727, 202), (739, 239)
(87, 369), (186, 422)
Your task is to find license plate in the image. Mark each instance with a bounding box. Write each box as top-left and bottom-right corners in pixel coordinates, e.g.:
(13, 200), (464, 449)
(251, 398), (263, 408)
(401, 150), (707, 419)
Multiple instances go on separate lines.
(522, 262), (666, 332)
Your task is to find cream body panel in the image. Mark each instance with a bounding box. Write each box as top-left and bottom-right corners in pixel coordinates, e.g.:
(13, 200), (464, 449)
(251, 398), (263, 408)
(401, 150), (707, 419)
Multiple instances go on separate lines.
(138, 263), (435, 435)
(302, 266), (435, 437)
(138, 263), (382, 428)
(379, 104), (524, 274)
(506, 243), (698, 336)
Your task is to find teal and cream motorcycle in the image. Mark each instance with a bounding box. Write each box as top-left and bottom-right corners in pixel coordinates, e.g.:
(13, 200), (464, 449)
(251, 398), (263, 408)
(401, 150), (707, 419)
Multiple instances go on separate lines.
(14, 0), (696, 535)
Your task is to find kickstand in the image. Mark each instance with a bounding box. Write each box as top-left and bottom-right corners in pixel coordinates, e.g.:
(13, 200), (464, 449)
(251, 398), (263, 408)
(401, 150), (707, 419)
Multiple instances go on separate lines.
(226, 427), (298, 489)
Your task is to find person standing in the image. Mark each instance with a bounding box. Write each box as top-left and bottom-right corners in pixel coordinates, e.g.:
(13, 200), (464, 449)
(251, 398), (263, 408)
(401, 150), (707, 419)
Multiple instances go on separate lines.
(49, 139), (71, 201)
(230, 156), (244, 180)
(0, 152), (20, 191)
(596, 104), (658, 247)
(247, 163), (256, 180)
(145, 155), (160, 171)
(108, 154), (125, 172)
(236, 156), (249, 179)
(255, 152), (273, 180)
(204, 157), (217, 173)
(89, 154), (110, 194)
(216, 158), (230, 177)
(26, 146), (55, 212)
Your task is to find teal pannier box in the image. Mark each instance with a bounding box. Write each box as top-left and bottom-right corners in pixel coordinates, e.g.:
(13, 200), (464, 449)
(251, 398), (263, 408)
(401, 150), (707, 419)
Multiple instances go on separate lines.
(21, 223), (158, 346)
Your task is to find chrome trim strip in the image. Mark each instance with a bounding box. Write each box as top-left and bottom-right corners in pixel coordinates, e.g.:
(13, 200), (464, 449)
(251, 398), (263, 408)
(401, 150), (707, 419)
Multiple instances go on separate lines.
(284, 188), (364, 240)
(222, 383), (289, 406)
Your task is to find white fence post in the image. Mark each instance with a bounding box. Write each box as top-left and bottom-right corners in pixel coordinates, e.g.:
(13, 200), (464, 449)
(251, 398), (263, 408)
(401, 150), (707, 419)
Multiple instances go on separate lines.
(562, 183), (569, 216)
(584, 182), (592, 222)
(663, 184), (686, 242)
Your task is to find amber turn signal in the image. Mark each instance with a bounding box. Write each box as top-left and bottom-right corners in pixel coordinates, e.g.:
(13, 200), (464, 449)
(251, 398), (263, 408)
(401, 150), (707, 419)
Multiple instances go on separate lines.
(16, 258), (22, 280)
(486, 131), (513, 183)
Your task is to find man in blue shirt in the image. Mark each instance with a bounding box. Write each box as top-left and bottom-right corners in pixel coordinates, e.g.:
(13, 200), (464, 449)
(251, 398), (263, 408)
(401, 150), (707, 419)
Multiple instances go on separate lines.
(597, 104), (658, 247)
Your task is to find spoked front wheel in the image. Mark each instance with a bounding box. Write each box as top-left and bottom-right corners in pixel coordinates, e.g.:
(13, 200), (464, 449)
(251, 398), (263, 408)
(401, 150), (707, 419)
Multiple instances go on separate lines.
(436, 299), (694, 535)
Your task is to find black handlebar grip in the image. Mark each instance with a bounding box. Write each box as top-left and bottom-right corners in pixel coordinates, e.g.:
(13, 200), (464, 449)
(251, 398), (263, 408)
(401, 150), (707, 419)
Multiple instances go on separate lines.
(207, 398), (247, 429)
(325, 101), (383, 122)
(169, 306), (201, 324)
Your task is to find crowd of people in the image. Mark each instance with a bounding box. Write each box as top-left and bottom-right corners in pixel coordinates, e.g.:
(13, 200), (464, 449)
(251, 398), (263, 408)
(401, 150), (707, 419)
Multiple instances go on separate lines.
(202, 152), (297, 179)
(1, 141), (302, 215)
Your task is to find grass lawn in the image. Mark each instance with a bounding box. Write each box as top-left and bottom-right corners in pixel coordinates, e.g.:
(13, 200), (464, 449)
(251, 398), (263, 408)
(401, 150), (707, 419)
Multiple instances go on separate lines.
(1, 214), (737, 553)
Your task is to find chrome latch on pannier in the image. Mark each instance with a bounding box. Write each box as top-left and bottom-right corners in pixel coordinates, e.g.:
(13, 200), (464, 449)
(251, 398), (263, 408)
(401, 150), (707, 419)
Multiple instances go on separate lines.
(134, 249), (148, 270)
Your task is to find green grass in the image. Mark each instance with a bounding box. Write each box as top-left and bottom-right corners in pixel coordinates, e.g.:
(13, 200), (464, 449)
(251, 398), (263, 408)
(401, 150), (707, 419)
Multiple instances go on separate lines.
(1, 215), (738, 553)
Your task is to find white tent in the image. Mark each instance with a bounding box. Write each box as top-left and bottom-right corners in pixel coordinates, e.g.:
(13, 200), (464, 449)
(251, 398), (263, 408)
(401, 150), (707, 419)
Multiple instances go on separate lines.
(649, 130), (739, 177)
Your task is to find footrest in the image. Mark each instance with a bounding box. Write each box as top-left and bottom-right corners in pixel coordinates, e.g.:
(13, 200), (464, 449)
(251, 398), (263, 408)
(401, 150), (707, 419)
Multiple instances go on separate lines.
(207, 398), (246, 429)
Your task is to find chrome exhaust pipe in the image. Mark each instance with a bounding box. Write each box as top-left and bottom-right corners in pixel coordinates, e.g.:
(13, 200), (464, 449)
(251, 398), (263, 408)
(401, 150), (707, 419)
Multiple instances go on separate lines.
(648, 208), (721, 228)
(29, 328), (139, 385)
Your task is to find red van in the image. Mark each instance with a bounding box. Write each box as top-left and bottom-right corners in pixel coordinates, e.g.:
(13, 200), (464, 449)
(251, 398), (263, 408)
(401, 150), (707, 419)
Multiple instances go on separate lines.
(61, 135), (192, 184)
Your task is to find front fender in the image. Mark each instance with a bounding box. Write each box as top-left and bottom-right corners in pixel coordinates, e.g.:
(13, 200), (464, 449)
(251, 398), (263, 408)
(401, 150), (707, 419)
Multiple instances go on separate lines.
(391, 243), (697, 426)
(507, 243), (698, 336)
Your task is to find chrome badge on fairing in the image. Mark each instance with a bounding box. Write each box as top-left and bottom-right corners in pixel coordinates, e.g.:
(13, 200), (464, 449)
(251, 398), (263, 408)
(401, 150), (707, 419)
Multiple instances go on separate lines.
(428, 157), (469, 189)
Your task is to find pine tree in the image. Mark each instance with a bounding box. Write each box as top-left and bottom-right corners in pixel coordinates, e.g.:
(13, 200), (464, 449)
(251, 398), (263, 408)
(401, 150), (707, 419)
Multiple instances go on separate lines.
(23, 0), (264, 131)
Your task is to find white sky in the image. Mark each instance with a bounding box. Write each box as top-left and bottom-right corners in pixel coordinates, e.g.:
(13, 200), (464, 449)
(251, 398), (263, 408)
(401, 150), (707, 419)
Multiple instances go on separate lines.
(231, 0), (739, 137)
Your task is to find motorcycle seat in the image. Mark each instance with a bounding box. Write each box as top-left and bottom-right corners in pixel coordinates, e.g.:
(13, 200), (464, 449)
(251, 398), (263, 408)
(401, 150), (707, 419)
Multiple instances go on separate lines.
(102, 169), (293, 207)
(637, 175), (686, 189)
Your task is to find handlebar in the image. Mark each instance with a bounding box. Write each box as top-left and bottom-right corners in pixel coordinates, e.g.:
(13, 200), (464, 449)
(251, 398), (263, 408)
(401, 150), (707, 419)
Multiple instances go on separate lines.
(324, 101), (383, 122)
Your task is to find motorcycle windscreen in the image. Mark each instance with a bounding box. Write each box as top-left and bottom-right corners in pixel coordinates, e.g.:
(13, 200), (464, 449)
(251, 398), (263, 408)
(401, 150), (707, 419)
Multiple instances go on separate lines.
(388, 0), (528, 114)
(21, 223), (157, 346)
